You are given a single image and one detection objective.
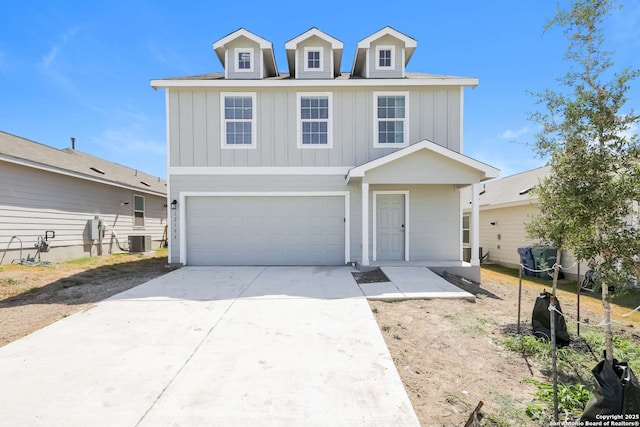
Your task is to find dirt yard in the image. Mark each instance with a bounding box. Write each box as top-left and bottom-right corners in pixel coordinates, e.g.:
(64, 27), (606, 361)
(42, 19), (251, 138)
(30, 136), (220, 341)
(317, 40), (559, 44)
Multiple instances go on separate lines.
(0, 255), (638, 425)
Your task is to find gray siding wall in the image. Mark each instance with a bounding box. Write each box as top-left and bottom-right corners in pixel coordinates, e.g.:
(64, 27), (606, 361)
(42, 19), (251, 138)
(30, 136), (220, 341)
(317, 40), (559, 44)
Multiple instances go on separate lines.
(367, 35), (404, 78)
(226, 38), (262, 80)
(168, 86), (462, 168)
(169, 175), (461, 264)
(367, 184), (461, 261)
(295, 37), (333, 79)
(0, 162), (167, 264)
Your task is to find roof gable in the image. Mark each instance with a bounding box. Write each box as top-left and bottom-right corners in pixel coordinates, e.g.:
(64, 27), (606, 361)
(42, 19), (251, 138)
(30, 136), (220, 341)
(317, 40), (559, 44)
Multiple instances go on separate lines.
(212, 28), (278, 77)
(285, 28), (343, 78)
(351, 26), (417, 77)
(346, 140), (499, 184)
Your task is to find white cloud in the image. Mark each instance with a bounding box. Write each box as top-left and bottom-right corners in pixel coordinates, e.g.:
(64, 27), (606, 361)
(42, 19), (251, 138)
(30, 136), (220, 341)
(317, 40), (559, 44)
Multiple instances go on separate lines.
(41, 45), (60, 69)
(500, 126), (530, 140)
(621, 122), (639, 140)
(93, 129), (166, 157)
(40, 26), (79, 69)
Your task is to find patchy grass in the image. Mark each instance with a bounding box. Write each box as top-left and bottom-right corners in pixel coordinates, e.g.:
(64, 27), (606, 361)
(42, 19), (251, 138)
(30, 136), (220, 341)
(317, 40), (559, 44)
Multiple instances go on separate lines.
(0, 278), (19, 286)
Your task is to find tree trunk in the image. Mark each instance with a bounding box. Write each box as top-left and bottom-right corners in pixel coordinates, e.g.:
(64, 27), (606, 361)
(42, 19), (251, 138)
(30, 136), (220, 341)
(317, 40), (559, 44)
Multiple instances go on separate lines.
(602, 281), (614, 361)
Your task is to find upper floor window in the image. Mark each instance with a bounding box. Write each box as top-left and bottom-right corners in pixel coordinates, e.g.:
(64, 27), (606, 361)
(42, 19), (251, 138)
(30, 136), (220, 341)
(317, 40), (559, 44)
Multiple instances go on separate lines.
(297, 93), (332, 148)
(375, 45), (395, 70)
(235, 48), (253, 72)
(304, 47), (323, 71)
(221, 93), (256, 149)
(374, 92), (408, 147)
(134, 195), (145, 228)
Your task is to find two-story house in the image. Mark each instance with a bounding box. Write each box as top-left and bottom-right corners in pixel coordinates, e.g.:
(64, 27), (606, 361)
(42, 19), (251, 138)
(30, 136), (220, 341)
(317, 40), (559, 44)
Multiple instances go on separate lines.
(151, 26), (499, 281)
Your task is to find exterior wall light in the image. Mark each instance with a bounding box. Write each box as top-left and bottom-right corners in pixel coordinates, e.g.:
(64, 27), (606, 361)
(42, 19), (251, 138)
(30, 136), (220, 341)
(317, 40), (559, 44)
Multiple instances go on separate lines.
(171, 200), (178, 210)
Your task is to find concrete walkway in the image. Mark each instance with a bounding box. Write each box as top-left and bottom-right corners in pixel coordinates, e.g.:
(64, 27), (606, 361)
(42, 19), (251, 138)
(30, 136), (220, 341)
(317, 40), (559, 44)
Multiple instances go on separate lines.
(0, 267), (420, 427)
(358, 266), (475, 300)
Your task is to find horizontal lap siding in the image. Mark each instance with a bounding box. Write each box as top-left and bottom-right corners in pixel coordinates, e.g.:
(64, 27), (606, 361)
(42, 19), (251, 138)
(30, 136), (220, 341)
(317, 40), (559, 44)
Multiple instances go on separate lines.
(0, 162), (166, 257)
(168, 86), (462, 168)
(478, 204), (579, 278)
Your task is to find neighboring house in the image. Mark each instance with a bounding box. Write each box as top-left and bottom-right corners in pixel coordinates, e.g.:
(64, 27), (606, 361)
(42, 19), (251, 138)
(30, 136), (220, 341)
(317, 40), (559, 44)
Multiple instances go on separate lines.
(0, 131), (167, 264)
(151, 26), (499, 281)
(461, 166), (581, 280)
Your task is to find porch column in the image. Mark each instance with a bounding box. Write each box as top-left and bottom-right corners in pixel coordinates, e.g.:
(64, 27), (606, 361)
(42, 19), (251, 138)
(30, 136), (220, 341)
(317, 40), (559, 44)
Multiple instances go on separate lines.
(470, 183), (480, 266)
(361, 182), (369, 266)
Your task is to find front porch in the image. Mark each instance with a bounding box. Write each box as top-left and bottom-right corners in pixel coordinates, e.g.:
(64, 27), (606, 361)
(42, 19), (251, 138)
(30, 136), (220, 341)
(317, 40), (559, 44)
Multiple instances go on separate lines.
(346, 140), (499, 283)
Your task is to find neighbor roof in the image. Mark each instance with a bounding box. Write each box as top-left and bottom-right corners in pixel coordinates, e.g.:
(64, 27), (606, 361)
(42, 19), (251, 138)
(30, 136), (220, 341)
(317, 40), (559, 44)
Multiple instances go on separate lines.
(462, 166), (551, 209)
(0, 131), (166, 196)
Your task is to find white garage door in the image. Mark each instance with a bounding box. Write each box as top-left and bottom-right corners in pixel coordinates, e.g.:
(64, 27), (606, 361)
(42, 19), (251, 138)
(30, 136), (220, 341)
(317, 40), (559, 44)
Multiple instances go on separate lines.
(185, 196), (345, 265)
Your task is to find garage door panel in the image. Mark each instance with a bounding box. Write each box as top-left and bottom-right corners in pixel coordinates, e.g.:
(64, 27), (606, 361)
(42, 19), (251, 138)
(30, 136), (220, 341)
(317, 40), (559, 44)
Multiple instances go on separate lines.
(186, 196), (345, 265)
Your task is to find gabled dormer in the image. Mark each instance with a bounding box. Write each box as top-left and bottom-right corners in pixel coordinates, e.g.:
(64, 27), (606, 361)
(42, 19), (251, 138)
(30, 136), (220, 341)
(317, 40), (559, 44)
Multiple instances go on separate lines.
(212, 28), (279, 79)
(285, 28), (343, 79)
(351, 26), (417, 78)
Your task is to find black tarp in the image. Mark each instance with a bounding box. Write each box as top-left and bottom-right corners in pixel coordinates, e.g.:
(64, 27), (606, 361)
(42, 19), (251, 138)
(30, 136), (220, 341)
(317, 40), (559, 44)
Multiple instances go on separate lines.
(581, 358), (640, 421)
(531, 291), (570, 347)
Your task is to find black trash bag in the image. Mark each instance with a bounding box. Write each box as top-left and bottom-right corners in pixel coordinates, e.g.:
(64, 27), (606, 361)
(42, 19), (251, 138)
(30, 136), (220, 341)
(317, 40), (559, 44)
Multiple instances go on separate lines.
(531, 291), (570, 347)
(581, 358), (640, 421)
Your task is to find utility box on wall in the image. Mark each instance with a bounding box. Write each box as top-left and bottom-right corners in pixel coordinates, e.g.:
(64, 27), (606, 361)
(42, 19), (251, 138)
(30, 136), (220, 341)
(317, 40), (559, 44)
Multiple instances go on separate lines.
(88, 218), (101, 240)
(129, 235), (151, 252)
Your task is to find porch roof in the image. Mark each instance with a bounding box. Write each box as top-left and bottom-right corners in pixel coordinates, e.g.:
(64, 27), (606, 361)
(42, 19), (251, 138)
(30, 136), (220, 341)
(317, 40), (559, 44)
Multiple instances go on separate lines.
(346, 140), (499, 185)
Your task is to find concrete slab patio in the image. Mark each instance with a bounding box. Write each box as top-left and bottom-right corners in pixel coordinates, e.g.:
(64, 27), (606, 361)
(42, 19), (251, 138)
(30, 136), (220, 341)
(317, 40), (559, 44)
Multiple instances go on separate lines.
(358, 266), (475, 300)
(0, 266), (420, 427)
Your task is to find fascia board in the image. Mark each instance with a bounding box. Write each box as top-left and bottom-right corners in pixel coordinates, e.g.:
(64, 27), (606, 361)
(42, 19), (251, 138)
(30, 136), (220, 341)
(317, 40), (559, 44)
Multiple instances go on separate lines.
(151, 77), (479, 89)
(285, 28), (344, 50)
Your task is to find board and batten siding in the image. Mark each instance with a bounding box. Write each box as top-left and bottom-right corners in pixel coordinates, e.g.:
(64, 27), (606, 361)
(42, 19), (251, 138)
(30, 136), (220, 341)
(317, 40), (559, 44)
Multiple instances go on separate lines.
(168, 86), (462, 168)
(295, 37), (334, 79)
(367, 35), (404, 79)
(0, 162), (166, 263)
(225, 38), (263, 80)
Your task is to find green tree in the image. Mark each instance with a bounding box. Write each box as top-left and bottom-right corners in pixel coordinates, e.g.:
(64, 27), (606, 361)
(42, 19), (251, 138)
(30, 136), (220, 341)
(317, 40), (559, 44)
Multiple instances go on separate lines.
(527, 0), (640, 362)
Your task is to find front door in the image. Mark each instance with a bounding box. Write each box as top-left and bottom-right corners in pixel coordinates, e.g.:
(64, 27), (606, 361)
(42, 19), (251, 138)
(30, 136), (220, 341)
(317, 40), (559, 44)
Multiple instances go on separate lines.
(377, 194), (405, 261)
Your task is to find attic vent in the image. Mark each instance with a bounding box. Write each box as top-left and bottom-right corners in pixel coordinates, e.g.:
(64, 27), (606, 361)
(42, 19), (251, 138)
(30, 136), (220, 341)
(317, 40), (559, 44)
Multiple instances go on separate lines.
(140, 181), (151, 187)
(519, 188), (532, 195)
(90, 167), (105, 174)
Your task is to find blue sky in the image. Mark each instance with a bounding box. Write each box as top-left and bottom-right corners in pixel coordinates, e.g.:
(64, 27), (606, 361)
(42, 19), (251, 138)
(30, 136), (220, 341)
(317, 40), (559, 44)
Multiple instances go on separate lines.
(1, 1), (639, 179)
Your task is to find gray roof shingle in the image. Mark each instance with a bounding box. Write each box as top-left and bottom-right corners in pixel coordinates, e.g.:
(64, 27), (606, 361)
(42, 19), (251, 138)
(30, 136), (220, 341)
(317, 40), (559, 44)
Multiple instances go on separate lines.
(0, 131), (166, 196)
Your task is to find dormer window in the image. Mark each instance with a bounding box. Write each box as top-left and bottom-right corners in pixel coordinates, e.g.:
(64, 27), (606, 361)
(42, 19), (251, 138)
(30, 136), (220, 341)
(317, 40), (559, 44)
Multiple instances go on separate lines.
(376, 45), (395, 70)
(304, 47), (323, 71)
(235, 48), (254, 72)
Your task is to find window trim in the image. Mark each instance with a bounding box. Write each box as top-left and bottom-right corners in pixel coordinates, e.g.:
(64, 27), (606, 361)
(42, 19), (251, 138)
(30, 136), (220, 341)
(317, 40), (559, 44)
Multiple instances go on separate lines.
(303, 46), (324, 72)
(296, 92), (333, 149)
(375, 45), (395, 70)
(373, 91), (409, 148)
(220, 92), (257, 150)
(462, 214), (470, 245)
(234, 48), (254, 73)
(133, 194), (145, 228)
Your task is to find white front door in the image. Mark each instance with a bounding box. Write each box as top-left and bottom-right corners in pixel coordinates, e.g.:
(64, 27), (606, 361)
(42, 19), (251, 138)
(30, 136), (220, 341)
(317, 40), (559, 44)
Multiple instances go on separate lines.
(377, 194), (405, 261)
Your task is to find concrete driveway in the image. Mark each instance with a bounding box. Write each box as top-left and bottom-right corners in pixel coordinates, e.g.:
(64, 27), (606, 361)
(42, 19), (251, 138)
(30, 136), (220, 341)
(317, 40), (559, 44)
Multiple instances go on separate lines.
(0, 266), (420, 426)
